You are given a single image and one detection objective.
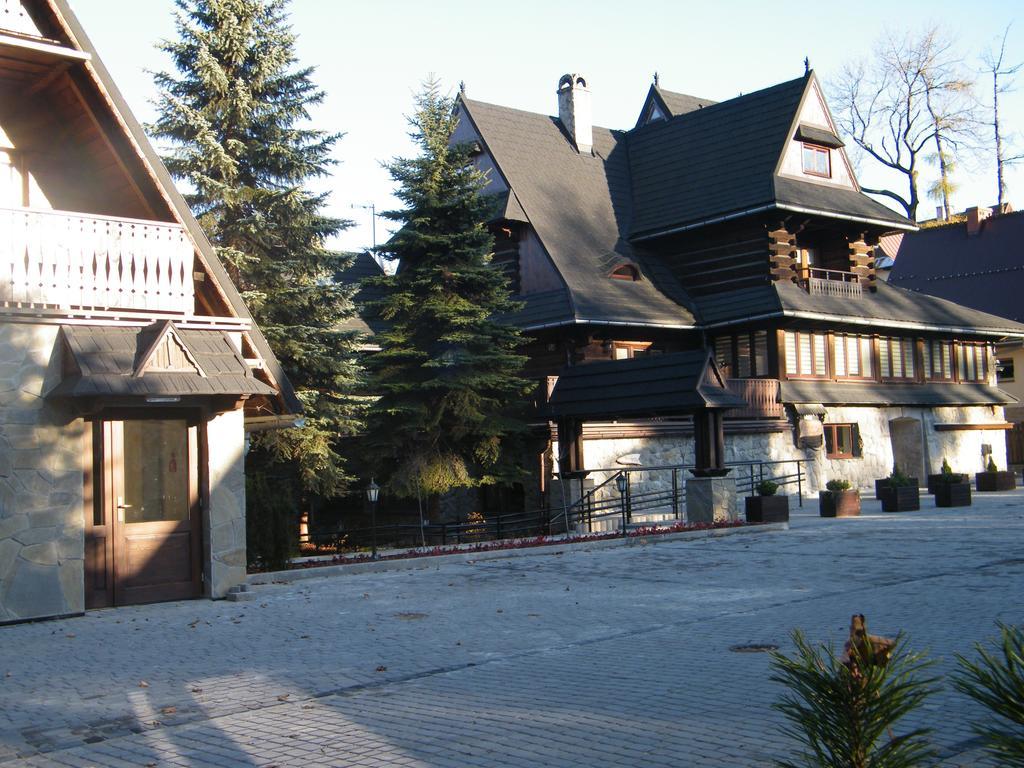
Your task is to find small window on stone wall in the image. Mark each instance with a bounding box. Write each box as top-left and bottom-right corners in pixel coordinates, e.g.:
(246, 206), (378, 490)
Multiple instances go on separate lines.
(824, 423), (859, 459)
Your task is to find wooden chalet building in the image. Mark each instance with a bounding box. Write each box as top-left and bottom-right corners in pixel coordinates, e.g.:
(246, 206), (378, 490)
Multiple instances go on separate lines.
(0, 0), (298, 622)
(454, 72), (1024, 503)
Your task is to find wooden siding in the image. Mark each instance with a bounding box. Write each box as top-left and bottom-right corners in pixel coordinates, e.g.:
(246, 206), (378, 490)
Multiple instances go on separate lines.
(654, 221), (772, 296)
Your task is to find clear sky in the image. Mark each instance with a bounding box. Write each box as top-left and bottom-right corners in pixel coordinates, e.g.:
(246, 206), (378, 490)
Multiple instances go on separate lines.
(70, 0), (1022, 254)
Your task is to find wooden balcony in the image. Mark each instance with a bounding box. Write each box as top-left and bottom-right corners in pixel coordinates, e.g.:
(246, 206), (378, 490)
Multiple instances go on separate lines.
(1, 206), (195, 316)
(725, 378), (784, 419)
(801, 267), (863, 299)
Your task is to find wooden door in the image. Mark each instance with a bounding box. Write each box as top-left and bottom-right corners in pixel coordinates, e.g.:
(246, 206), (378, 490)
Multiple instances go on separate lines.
(101, 418), (202, 605)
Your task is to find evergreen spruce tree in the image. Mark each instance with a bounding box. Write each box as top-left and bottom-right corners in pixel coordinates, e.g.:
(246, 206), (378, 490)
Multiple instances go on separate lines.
(150, 0), (361, 506)
(367, 80), (529, 503)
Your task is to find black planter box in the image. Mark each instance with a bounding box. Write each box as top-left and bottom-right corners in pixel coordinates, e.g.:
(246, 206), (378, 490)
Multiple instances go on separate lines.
(975, 471), (1017, 491)
(879, 485), (920, 512)
(934, 482), (972, 508)
(875, 477), (919, 498)
(927, 473), (970, 494)
(745, 495), (789, 523)
(819, 489), (861, 517)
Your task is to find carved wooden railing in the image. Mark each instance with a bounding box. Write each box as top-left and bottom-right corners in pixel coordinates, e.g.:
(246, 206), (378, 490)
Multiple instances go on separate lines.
(0, 206), (195, 314)
(725, 378), (784, 419)
(801, 267), (863, 298)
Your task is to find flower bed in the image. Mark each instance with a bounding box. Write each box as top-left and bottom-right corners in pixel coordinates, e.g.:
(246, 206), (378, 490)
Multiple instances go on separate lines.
(252, 519), (751, 573)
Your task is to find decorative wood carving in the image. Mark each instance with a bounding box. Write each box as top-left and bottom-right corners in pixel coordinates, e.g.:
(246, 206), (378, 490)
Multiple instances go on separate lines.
(847, 239), (876, 291)
(768, 227), (797, 282)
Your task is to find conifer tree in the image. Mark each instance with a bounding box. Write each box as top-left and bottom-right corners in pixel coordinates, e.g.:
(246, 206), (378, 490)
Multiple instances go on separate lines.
(150, 0), (361, 499)
(366, 80), (529, 502)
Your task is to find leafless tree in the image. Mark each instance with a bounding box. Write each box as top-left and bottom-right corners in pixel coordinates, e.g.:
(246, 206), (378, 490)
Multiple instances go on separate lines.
(831, 28), (976, 221)
(981, 24), (1023, 208)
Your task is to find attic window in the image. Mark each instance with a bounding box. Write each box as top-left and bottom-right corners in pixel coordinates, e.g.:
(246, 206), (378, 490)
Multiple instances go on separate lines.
(610, 264), (640, 281)
(802, 144), (831, 178)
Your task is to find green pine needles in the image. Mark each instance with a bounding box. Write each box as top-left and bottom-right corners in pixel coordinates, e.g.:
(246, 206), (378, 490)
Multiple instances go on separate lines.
(366, 80), (530, 500)
(151, 0), (362, 498)
(770, 630), (937, 768)
(954, 623), (1024, 766)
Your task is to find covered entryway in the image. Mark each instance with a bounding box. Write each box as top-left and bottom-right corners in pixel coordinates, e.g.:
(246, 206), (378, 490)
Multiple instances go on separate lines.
(889, 416), (925, 479)
(87, 417), (203, 607)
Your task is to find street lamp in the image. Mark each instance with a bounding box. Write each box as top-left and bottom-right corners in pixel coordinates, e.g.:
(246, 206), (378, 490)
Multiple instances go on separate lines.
(366, 479), (380, 560)
(615, 472), (628, 537)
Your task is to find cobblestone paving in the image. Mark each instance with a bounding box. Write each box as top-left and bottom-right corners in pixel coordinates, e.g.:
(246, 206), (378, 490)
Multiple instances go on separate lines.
(2, 491), (1023, 767)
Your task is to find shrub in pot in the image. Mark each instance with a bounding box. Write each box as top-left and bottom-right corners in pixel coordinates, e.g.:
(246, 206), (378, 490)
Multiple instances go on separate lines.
(879, 465), (920, 513)
(927, 458), (970, 495)
(874, 464), (919, 499)
(819, 479), (860, 518)
(745, 480), (789, 523)
(934, 463), (972, 508)
(975, 456), (1017, 492)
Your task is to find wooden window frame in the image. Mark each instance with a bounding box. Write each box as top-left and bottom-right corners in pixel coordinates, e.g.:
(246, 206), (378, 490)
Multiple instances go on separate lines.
(833, 333), (874, 381)
(998, 357), (1015, 383)
(957, 341), (989, 383)
(824, 423), (856, 459)
(712, 331), (771, 379)
(801, 143), (831, 178)
(612, 341), (652, 360)
(924, 339), (955, 381)
(784, 330), (828, 380)
(878, 336), (917, 382)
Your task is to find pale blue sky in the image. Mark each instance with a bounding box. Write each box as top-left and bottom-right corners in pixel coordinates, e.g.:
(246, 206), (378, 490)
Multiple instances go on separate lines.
(70, 0), (1023, 253)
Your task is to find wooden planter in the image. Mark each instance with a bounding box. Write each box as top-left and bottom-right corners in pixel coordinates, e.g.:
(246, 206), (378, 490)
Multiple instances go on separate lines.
(926, 473), (969, 494)
(819, 489), (861, 517)
(745, 495), (789, 523)
(879, 485), (920, 512)
(875, 477), (919, 498)
(934, 482), (972, 508)
(975, 471), (1017, 491)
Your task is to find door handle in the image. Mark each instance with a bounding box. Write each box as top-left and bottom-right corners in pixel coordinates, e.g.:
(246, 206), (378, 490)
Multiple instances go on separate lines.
(116, 497), (132, 522)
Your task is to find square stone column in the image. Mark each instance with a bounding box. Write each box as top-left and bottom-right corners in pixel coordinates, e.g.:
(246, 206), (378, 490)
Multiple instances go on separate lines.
(686, 475), (737, 524)
(205, 408), (247, 598)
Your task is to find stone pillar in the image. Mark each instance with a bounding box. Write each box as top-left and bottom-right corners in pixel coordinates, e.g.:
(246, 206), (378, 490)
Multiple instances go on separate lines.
(686, 475), (738, 524)
(205, 408), (247, 598)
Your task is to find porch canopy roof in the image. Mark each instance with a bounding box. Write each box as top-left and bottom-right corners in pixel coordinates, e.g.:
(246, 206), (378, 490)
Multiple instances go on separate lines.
(547, 350), (747, 420)
(48, 321), (276, 399)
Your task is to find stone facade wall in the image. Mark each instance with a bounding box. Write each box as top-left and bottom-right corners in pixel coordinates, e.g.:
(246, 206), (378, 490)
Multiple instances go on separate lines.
(549, 404), (1008, 532)
(205, 408), (247, 598)
(0, 324), (85, 623)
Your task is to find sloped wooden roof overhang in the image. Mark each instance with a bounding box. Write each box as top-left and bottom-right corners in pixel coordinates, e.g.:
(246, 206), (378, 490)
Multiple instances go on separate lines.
(47, 322), (276, 408)
(546, 351), (747, 474)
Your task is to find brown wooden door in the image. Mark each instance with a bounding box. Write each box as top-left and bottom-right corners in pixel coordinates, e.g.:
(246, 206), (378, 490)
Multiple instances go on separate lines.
(103, 418), (202, 605)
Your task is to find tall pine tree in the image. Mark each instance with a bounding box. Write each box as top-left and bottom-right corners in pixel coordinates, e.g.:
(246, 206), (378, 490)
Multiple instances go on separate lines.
(367, 80), (529, 502)
(151, 0), (361, 502)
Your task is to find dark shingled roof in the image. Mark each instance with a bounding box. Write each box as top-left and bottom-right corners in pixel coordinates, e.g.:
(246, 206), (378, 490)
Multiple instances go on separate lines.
(779, 380), (1016, 407)
(50, 323), (276, 398)
(652, 86), (717, 117)
(887, 211), (1024, 323)
(547, 351), (746, 419)
(335, 251), (387, 337)
(461, 97), (697, 329)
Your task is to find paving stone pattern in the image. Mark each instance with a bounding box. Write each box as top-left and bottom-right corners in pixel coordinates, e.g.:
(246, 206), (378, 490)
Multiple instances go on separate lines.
(2, 492), (1023, 766)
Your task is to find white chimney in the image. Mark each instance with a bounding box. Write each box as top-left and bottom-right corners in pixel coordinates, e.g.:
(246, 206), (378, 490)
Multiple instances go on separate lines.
(557, 73), (592, 155)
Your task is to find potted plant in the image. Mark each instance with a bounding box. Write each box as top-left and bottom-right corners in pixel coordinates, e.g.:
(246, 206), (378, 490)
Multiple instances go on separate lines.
(819, 479), (860, 517)
(745, 480), (789, 523)
(874, 464), (919, 499)
(975, 456), (1017, 491)
(927, 458), (970, 494)
(934, 461), (972, 508)
(878, 465), (920, 513)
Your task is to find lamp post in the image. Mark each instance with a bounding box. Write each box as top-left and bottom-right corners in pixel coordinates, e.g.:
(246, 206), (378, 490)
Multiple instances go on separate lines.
(615, 472), (628, 537)
(366, 479), (380, 560)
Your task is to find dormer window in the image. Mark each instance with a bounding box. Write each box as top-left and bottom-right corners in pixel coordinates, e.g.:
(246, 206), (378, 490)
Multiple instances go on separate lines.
(802, 143), (831, 178)
(610, 264), (640, 281)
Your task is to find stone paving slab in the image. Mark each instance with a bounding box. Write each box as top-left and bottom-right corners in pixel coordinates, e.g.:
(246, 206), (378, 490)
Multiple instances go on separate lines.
(1, 491), (1022, 766)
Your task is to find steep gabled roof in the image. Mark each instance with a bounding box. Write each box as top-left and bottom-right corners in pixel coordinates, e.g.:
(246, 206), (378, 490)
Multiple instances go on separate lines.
(335, 251), (388, 339)
(36, 0), (300, 415)
(887, 211), (1024, 323)
(460, 97), (697, 329)
(635, 84), (717, 128)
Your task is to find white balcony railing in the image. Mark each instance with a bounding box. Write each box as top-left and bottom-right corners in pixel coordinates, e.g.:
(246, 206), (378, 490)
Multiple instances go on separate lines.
(801, 267), (864, 299)
(1, 206), (195, 314)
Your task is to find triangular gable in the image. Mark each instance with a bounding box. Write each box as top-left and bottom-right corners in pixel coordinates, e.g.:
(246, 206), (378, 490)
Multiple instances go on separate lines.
(774, 72), (858, 191)
(699, 352), (728, 391)
(21, 0), (300, 414)
(132, 320), (206, 378)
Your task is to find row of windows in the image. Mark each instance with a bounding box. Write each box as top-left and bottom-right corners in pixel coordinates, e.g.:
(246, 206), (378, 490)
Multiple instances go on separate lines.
(713, 331), (769, 378)
(782, 332), (990, 383)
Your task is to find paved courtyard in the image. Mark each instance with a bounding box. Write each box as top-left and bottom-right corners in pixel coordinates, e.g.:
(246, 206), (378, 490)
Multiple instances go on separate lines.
(2, 491), (1023, 767)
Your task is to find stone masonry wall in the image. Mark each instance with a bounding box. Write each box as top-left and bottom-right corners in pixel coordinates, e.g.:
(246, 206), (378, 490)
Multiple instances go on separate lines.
(0, 324), (85, 623)
(205, 408), (247, 598)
